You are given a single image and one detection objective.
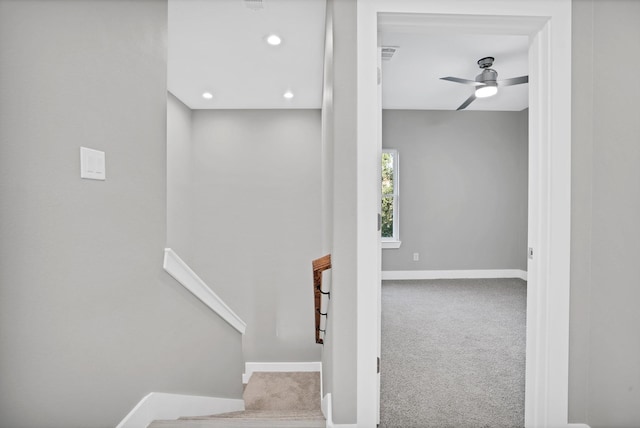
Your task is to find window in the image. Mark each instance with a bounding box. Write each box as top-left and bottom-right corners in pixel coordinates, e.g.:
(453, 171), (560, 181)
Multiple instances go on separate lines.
(381, 149), (400, 248)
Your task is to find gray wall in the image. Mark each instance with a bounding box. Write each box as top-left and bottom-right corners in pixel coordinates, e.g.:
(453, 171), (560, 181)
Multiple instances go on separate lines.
(169, 108), (323, 363)
(167, 92), (194, 260)
(320, 0), (358, 423)
(381, 110), (528, 272)
(569, 0), (640, 426)
(0, 2), (243, 427)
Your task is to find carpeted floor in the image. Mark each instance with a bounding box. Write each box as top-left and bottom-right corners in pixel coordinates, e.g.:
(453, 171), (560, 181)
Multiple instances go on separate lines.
(380, 278), (526, 428)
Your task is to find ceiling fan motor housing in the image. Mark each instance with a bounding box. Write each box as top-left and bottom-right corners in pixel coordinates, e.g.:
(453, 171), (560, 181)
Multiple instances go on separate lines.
(476, 68), (498, 84)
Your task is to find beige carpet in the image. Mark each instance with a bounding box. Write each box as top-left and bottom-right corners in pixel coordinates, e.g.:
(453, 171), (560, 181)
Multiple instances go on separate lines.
(149, 371), (324, 428)
(150, 418), (324, 427)
(185, 410), (324, 419)
(243, 372), (321, 412)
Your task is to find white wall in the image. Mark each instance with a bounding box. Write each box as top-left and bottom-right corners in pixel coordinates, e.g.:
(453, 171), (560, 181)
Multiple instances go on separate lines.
(169, 108), (323, 363)
(569, 0), (640, 426)
(0, 2), (243, 427)
(320, 0), (358, 424)
(382, 109), (528, 272)
(320, 0), (335, 404)
(330, 0), (359, 422)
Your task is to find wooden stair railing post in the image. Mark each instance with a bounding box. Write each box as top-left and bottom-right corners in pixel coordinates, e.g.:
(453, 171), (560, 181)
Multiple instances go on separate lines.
(312, 254), (331, 344)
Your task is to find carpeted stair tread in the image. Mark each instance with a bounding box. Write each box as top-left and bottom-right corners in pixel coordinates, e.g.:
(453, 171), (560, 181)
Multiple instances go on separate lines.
(243, 371), (321, 411)
(148, 371), (324, 427)
(149, 418), (325, 427)
(181, 409), (325, 420)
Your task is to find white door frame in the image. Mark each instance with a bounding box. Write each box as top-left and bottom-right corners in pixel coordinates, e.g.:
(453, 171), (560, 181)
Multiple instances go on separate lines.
(356, 1), (572, 427)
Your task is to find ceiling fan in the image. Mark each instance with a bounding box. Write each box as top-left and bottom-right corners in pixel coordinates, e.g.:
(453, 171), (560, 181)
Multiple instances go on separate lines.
(440, 56), (528, 110)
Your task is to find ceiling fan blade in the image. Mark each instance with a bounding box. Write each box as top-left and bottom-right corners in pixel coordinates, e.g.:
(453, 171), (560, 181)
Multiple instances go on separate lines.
(498, 75), (529, 87)
(440, 76), (483, 86)
(457, 93), (477, 110)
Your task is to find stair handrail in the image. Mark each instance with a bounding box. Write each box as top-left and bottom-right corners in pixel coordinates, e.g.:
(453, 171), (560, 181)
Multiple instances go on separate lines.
(312, 254), (331, 344)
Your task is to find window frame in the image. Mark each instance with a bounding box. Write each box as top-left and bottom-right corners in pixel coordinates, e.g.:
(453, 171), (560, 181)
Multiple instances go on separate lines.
(381, 149), (401, 249)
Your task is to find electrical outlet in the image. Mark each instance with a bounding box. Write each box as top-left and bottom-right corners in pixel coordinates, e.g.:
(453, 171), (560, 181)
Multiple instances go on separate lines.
(413, 253), (419, 261)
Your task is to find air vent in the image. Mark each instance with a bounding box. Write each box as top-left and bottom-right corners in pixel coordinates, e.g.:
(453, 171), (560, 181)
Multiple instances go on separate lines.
(381, 46), (399, 61)
(244, 0), (264, 10)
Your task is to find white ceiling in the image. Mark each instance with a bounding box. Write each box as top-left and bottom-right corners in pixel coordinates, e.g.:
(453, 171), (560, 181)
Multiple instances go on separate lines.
(168, 0), (326, 109)
(380, 33), (529, 111)
(168, 0), (529, 111)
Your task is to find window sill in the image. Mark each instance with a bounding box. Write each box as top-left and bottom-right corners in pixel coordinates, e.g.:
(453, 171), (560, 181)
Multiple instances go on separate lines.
(382, 240), (401, 249)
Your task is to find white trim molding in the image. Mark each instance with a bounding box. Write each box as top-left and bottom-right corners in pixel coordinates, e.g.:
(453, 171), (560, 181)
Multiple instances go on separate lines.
(357, 1), (571, 427)
(243, 361), (322, 384)
(163, 248), (246, 334)
(382, 269), (528, 281)
(322, 393), (358, 428)
(567, 424), (591, 428)
(116, 393), (244, 428)
(381, 240), (401, 249)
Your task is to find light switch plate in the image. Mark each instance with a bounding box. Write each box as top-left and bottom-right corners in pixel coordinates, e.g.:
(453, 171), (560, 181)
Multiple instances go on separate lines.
(80, 147), (105, 180)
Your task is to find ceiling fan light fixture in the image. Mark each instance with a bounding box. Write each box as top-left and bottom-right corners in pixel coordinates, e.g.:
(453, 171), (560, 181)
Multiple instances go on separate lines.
(475, 83), (498, 98)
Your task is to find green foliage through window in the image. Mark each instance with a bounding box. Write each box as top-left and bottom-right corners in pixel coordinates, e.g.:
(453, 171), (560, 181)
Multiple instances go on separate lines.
(381, 151), (396, 239)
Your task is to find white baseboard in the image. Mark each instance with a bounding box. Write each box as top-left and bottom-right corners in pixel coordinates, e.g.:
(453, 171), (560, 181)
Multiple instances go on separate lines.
(567, 424), (591, 428)
(243, 361), (322, 384)
(321, 393), (330, 421)
(382, 269), (528, 281)
(322, 393), (357, 428)
(116, 392), (244, 428)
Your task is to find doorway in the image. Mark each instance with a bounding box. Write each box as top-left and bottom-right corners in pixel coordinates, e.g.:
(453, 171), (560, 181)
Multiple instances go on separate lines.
(379, 112), (529, 427)
(355, 2), (572, 427)
(378, 28), (530, 427)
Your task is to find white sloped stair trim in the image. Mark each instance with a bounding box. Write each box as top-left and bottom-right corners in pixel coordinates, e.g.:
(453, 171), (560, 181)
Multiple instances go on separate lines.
(163, 248), (246, 334)
(116, 393), (244, 428)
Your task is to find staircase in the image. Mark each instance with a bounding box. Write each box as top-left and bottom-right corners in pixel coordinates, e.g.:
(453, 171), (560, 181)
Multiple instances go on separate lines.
(149, 372), (325, 428)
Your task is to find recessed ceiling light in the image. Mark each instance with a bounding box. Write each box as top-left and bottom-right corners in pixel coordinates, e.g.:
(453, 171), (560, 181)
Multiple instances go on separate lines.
(266, 34), (282, 46)
(202, 92), (213, 100)
(283, 91), (294, 99)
